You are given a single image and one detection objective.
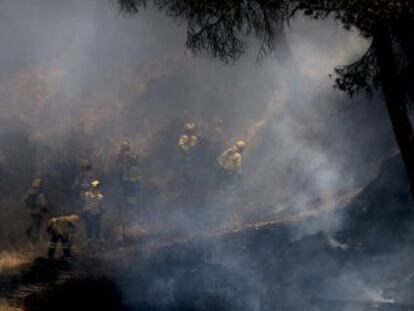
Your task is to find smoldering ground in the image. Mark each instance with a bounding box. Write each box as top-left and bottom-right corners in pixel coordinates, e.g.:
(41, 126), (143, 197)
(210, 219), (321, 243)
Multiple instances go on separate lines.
(0, 0), (408, 310)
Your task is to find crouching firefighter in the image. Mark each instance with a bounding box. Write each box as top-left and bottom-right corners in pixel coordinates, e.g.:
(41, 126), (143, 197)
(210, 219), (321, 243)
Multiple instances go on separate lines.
(47, 214), (80, 260)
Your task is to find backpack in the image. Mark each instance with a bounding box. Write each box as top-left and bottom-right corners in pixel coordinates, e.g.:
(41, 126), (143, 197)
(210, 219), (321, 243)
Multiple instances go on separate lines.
(24, 192), (39, 209)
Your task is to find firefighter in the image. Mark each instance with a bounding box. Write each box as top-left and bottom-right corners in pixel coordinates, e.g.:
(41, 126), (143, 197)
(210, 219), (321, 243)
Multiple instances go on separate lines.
(217, 140), (247, 184)
(120, 153), (141, 209)
(73, 158), (93, 209)
(177, 122), (199, 171)
(47, 214), (80, 260)
(117, 139), (132, 179)
(178, 122), (198, 154)
(24, 178), (48, 241)
(82, 180), (104, 243)
(119, 139), (131, 157)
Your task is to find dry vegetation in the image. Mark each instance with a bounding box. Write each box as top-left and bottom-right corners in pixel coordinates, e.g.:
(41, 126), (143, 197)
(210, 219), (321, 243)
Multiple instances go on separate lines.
(0, 245), (40, 276)
(0, 302), (23, 311)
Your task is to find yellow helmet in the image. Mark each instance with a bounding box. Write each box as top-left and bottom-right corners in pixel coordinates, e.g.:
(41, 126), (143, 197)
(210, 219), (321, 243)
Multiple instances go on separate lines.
(90, 180), (101, 188)
(32, 178), (43, 190)
(80, 159), (92, 169)
(184, 122), (196, 132)
(235, 140), (247, 150)
(67, 214), (80, 223)
(120, 139), (131, 151)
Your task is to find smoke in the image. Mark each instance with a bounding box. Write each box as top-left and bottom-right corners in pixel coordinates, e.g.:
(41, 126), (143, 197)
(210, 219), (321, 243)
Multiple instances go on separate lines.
(0, 0), (402, 310)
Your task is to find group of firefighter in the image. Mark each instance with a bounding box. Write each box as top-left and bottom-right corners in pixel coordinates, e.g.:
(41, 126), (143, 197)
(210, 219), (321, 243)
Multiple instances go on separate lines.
(23, 120), (247, 261)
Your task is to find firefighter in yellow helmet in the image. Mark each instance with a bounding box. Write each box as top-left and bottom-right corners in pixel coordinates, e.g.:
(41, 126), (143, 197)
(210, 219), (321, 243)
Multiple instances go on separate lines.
(120, 139), (131, 152)
(47, 214), (80, 259)
(24, 178), (48, 241)
(178, 122), (198, 154)
(217, 140), (247, 184)
(82, 180), (104, 243)
(177, 122), (199, 172)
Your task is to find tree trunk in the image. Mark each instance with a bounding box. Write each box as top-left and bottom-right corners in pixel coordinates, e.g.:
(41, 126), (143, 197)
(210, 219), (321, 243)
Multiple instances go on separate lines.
(392, 18), (414, 101)
(373, 25), (414, 197)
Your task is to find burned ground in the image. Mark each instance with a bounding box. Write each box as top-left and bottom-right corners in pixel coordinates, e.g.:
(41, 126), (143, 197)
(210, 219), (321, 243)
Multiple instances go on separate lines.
(2, 154), (413, 311)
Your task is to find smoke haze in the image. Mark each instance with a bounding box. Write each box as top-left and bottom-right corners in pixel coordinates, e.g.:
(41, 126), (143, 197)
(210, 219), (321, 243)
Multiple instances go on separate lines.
(0, 0), (393, 221)
(0, 1), (406, 310)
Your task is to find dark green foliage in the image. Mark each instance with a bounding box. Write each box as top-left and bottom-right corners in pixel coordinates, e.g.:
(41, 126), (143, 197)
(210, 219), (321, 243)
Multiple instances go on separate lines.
(117, 0), (413, 96)
(119, 0), (293, 62)
(331, 44), (380, 98)
(118, 0), (147, 13)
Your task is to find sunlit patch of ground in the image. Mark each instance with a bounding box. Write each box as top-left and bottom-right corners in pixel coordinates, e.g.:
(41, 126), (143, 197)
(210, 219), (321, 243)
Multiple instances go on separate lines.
(0, 245), (40, 275)
(0, 301), (23, 311)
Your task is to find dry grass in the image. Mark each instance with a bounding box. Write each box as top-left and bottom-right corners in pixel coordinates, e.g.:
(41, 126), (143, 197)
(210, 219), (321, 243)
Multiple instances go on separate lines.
(0, 302), (23, 311)
(0, 245), (39, 275)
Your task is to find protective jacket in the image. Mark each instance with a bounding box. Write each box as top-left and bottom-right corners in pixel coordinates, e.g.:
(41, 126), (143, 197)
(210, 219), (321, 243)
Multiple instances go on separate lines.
(217, 147), (242, 174)
(47, 216), (77, 238)
(83, 191), (104, 215)
(24, 190), (47, 215)
(178, 134), (198, 153)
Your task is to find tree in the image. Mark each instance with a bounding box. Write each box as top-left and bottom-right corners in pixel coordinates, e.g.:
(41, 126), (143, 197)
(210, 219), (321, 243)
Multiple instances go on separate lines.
(118, 0), (414, 195)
